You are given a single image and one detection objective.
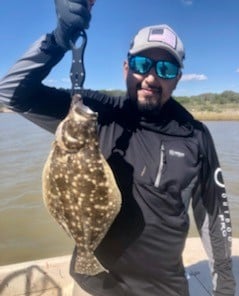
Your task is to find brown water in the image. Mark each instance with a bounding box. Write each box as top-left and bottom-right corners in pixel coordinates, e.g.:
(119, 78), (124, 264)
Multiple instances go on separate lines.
(0, 113), (238, 266)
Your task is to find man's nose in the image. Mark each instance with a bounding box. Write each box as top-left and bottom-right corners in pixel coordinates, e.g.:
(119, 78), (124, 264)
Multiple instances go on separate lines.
(144, 68), (161, 84)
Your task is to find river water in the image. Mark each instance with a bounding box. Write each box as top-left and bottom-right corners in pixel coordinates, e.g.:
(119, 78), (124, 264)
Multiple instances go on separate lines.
(0, 113), (238, 266)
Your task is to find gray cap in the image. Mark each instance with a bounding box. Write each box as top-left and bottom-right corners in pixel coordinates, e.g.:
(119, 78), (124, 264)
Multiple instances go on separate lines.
(129, 24), (185, 67)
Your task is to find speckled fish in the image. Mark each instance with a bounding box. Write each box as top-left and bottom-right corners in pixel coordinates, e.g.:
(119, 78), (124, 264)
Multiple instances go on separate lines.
(42, 94), (121, 275)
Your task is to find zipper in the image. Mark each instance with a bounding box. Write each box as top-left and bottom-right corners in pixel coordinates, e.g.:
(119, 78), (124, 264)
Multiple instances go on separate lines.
(154, 144), (165, 187)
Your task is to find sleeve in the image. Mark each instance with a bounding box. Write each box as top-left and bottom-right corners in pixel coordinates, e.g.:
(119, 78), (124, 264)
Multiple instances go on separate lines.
(0, 33), (71, 133)
(192, 124), (236, 296)
(0, 32), (124, 134)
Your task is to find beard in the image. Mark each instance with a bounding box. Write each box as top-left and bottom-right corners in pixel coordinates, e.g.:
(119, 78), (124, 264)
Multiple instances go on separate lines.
(136, 99), (161, 119)
(134, 84), (163, 118)
(136, 96), (160, 112)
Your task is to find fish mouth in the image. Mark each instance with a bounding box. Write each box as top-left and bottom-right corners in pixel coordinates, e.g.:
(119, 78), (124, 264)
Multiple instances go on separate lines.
(71, 94), (97, 117)
(77, 102), (95, 115)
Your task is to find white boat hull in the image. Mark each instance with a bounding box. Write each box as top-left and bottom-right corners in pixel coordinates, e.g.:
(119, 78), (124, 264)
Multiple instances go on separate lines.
(0, 238), (238, 296)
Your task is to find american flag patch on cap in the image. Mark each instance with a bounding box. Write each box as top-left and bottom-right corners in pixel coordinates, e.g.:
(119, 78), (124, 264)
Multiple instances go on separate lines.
(148, 27), (177, 49)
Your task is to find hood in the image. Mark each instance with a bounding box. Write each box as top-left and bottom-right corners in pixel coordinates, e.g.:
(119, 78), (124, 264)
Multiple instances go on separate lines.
(122, 98), (195, 137)
(139, 98), (195, 137)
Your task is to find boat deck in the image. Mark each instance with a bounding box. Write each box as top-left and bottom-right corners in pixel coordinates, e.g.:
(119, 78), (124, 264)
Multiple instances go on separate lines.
(0, 238), (238, 295)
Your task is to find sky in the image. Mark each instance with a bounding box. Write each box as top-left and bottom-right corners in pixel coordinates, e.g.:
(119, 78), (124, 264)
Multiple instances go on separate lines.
(0, 0), (239, 96)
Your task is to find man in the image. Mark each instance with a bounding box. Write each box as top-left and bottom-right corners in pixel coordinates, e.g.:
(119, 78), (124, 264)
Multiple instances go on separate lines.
(0, 0), (235, 295)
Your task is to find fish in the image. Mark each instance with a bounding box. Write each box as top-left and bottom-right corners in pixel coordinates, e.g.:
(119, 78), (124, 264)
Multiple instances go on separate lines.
(42, 94), (121, 275)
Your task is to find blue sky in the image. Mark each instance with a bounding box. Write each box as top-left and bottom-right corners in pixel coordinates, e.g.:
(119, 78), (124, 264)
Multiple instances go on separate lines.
(0, 0), (238, 96)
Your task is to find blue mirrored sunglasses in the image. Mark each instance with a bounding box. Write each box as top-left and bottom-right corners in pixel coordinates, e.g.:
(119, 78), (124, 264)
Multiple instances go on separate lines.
(128, 55), (179, 80)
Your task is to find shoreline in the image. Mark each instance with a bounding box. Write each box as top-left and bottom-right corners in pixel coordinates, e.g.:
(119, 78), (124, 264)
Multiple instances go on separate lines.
(0, 108), (13, 113)
(1, 109), (239, 121)
(191, 110), (239, 121)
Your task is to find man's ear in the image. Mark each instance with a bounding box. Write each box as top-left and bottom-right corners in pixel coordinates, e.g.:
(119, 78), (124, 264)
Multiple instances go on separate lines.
(177, 71), (182, 82)
(172, 71), (183, 91)
(123, 60), (129, 80)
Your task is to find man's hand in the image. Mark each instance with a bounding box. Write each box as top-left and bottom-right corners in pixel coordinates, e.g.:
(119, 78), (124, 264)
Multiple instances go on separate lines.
(54, 0), (92, 50)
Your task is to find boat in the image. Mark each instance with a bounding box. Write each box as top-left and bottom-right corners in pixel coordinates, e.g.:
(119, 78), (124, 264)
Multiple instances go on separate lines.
(0, 237), (238, 296)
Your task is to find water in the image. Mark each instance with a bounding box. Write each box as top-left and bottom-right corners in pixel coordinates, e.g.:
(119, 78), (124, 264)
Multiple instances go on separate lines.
(0, 113), (238, 266)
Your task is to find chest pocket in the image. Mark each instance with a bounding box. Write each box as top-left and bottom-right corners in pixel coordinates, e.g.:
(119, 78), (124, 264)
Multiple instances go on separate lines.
(124, 130), (201, 191)
(154, 138), (201, 190)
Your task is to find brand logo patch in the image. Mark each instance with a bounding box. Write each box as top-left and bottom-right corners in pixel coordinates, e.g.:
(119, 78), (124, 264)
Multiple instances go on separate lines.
(169, 149), (185, 158)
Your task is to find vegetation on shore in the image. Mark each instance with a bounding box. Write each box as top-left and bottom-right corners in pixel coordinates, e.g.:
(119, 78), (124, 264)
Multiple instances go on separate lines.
(102, 90), (239, 121)
(176, 90), (239, 121)
(1, 90), (239, 120)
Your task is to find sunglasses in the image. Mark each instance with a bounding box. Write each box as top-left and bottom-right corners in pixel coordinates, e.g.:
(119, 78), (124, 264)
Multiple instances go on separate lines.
(128, 55), (180, 80)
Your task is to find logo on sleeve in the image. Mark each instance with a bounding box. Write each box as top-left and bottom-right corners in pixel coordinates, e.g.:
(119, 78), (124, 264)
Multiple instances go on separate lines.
(214, 167), (225, 188)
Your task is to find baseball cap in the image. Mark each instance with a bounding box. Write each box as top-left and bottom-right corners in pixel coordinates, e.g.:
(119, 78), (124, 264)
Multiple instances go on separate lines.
(129, 24), (185, 68)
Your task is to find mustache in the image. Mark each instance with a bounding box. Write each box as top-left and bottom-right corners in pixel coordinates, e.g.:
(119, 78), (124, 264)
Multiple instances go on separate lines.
(137, 82), (162, 94)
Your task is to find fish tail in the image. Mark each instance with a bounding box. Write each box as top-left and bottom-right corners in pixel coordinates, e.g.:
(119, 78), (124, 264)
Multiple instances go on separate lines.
(74, 253), (107, 275)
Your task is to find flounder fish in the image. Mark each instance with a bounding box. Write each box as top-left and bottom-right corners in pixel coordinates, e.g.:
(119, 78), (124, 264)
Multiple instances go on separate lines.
(42, 94), (121, 275)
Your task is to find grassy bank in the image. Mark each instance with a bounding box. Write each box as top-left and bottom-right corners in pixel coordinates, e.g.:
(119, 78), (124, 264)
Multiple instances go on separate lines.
(1, 89), (239, 121)
(176, 91), (239, 121)
(191, 110), (239, 121)
(1, 107), (239, 121)
(0, 107), (12, 113)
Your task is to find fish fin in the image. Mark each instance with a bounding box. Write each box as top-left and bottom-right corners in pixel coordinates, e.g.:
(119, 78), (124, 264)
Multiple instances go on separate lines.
(58, 219), (75, 239)
(74, 252), (106, 275)
(73, 217), (107, 275)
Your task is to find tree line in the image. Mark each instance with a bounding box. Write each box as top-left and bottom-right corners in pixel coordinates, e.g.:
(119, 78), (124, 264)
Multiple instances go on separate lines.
(100, 90), (239, 112)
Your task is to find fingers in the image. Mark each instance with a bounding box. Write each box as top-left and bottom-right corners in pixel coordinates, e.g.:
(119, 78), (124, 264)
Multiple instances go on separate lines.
(69, 0), (95, 12)
(68, 3), (91, 25)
